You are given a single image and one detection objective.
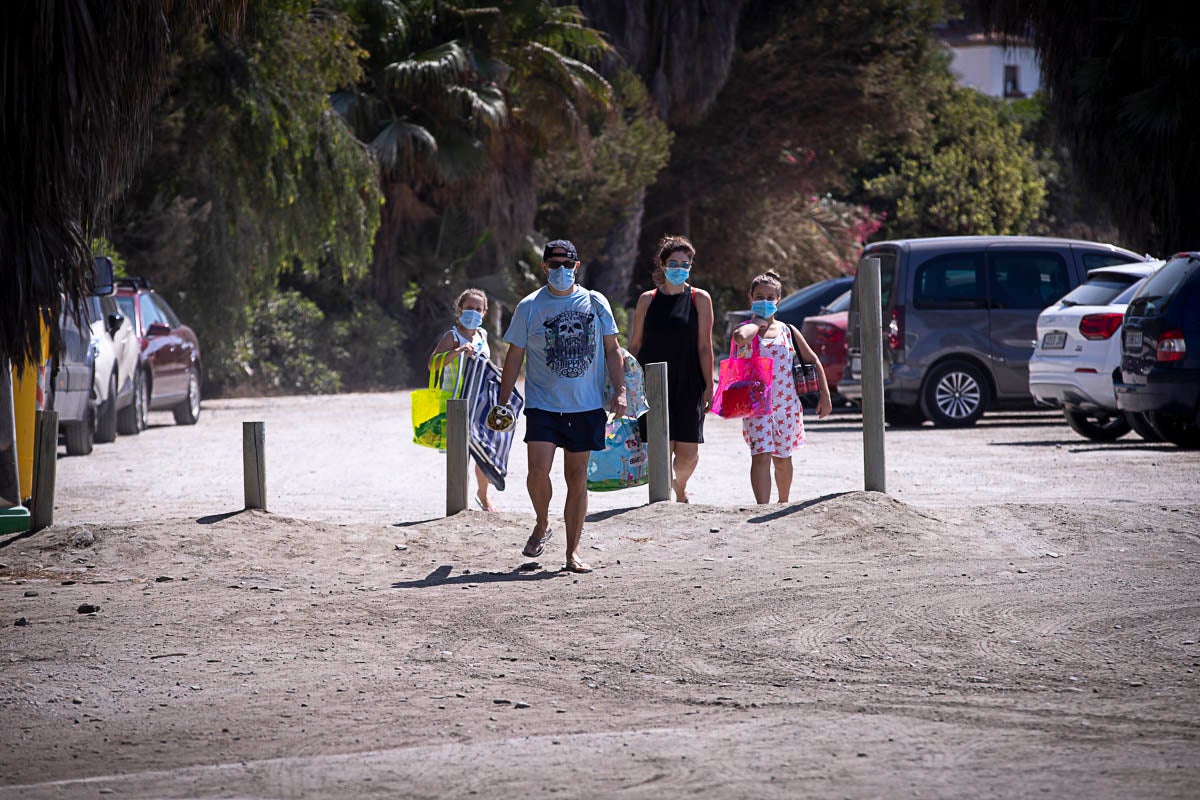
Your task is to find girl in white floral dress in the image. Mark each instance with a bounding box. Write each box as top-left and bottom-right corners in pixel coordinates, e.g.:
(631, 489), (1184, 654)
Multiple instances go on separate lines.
(731, 271), (832, 503)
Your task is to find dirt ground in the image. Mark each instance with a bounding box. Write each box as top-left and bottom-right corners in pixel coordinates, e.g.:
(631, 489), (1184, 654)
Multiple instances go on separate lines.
(2, 392), (1199, 799)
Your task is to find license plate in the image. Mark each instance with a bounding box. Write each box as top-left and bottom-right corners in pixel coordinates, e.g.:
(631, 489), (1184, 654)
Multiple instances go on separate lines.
(1124, 329), (1142, 352)
(1040, 331), (1066, 350)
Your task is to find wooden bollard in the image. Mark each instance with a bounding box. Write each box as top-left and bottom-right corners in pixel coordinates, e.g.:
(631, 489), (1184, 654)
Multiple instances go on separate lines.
(30, 409), (58, 531)
(645, 362), (670, 503)
(243, 421), (267, 510)
(445, 399), (469, 515)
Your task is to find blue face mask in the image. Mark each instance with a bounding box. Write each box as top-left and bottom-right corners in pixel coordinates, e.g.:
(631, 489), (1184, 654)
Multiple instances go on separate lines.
(459, 309), (483, 330)
(751, 300), (777, 318)
(548, 266), (576, 292)
(664, 267), (690, 286)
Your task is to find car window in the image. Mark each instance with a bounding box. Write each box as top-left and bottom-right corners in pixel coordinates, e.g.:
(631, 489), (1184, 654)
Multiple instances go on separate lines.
(1112, 278), (1147, 305)
(912, 252), (985, 309)
(114, 295), (137, 325)
(1059, 274), (1139, 307)
(84, 296), (103, 325)
(823, 290), (852, 314)
(851, 250), (896, 311)
(989, 251), (1070, 309)
(1127, 255), (1198, 316)
(1082, 252), (1141, 271)
(139, 293), (166, 328)
(152, 295), (182, 328)
(778, 280), (843, 313)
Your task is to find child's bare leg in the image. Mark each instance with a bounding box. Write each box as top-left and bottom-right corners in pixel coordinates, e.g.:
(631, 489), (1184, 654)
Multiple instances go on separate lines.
(474, 463), (497, 511)
(772, 456), (793, 503)
(750, 453), (773, 504)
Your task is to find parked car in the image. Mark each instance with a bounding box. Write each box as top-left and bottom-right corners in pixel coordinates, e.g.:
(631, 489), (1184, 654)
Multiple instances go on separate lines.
(1115, 252), (1200, 448)
(1029, 262), (1163, 441)
(723, 275), (853, 352)
(799, 289), (851, 395)
(88, 290), (140, 443)
(51, 299), (98, 455)
(112, 278), (203, 427)
(841, 236), (1146, 426)
(50, 256), (118, 455)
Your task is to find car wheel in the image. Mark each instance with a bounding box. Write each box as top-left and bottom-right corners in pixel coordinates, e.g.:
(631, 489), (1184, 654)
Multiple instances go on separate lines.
(63, 415), (93, 456)
(94, 372), (118, 443)
(173, 366), (201, 425)
(1124, 411), (1162, 443)
(920, 360), (988, 427)
(1147, 411), (1200, 449)
(885, 403), (926, 427)
(1062, 409), (1130, 442)
(117, 369), (147, 435)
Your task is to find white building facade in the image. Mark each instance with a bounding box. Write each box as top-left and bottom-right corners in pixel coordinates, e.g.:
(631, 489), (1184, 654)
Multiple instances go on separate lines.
(945, 35), (1041, 99)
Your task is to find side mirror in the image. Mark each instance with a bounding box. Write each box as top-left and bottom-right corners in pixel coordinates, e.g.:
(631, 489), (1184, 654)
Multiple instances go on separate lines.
(91, 256), (115, 296)
(106, 313), (125, 336)
(146, 322), (172, 337)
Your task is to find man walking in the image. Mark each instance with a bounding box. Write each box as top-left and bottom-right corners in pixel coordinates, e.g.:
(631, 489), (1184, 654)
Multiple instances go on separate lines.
(497, 239), (627, 573)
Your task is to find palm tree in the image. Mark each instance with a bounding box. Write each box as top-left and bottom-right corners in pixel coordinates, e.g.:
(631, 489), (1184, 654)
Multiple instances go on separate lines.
(977, 0), (1200, 253)
(0, 0), (242, 368)
(333, 0), (612, 330)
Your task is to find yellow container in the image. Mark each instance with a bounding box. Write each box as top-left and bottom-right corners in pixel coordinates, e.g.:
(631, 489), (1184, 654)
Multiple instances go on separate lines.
(12, 317), (49, 502)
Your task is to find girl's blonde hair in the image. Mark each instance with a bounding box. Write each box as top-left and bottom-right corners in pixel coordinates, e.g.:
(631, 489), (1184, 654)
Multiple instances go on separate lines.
(651, 234), (696, 288)
(456, 288), (488, 309)
(750, 270), (784, 297)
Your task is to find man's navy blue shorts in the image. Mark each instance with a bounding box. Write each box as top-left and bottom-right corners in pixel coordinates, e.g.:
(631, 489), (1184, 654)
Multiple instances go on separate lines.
(524, 408), (606, 452)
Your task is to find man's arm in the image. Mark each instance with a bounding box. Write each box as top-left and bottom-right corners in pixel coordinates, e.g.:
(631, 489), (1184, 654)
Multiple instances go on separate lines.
(497, 344), (525, 406)
(603, 333), (627, 417)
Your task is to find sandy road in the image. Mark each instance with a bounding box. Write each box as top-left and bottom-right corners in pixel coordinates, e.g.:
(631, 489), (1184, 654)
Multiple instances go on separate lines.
(1, 392), (1198, 799)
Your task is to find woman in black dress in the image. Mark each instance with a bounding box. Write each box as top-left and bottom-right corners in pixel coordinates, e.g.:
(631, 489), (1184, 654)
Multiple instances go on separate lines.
(629, 235), (715, 503)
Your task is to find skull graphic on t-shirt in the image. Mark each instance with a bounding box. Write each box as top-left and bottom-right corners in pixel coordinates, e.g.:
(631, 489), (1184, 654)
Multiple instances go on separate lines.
(543, 309), (596, 378)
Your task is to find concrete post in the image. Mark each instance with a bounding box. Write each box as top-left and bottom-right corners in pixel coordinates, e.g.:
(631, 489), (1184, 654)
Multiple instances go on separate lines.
(859, 257), (886, 493)
(445, 398), (469, 515)
(645, 362), (671, 503)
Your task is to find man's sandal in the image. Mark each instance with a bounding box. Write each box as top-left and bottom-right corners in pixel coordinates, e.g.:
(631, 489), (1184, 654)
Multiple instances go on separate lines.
(521, 527), (554, 558)
(564, 558), (593, 574)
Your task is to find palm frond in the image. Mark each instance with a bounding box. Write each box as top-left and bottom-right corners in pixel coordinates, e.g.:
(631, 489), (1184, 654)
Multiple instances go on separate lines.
(444, 84), (508, 130)
(383, 41), (468, 96)
(371, 119), (438, 178)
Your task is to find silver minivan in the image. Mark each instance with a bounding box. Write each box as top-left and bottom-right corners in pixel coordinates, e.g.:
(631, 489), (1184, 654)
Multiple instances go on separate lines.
(841, 236), (1146, 426)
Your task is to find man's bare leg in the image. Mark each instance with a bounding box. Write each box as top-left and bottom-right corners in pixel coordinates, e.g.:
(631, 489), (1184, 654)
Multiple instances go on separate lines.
(524, 442), (556, 553)
(563, 449), (591, 567)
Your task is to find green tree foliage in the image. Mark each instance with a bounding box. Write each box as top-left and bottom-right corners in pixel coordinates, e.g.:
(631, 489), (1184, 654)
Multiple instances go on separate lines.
(641, 0), (950, 296)
(333, 0), (614, 353)
(861, 77), (1046, 238)
(111, 0), (382, 389)
(534, 70), (673, 292)
(0, 0), (243, 366)
(978, 0), (1200, 253)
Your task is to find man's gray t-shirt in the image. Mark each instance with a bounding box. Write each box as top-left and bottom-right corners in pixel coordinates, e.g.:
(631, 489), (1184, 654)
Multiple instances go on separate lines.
(504, 286), (618, 413)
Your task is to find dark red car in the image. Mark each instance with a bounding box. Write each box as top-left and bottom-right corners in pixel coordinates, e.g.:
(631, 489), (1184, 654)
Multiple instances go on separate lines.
(113, 278), (203, 429)
(800, 290), (851, 395)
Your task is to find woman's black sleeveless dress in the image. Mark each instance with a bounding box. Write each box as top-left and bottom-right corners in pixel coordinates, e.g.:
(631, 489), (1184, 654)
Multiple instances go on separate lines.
(637, 286), (705, 443)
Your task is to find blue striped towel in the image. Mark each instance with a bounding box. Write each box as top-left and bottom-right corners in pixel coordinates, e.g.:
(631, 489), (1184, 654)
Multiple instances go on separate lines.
(456, 354), (523, 491)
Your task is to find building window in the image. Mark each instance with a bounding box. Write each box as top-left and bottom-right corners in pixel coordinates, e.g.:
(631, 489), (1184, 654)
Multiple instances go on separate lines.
(1003, 64), (1024, 98)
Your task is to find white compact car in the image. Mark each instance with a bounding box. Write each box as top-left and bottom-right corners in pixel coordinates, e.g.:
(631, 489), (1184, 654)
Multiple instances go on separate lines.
(1029, 261), (1164, 441)
(86, 293), (140, 443)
